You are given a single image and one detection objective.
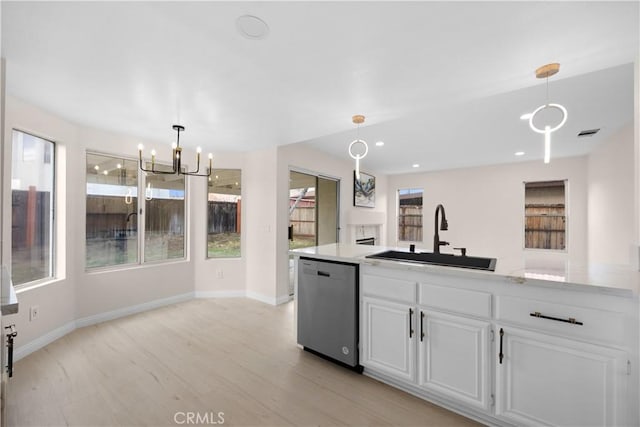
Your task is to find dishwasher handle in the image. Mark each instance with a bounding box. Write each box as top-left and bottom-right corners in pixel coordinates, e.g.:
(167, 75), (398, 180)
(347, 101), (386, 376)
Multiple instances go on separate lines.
(317, 271), (330, 278)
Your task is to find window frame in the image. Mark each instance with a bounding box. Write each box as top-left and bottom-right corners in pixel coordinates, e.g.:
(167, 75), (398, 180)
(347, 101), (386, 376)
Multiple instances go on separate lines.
(10, 129), (56, 287)
(84, 150), (188, 272)
(397, 187), (424, 244)
(85, 151), (141, 270)
(522, 179), (568, 253)
(206, 168), (242, 259)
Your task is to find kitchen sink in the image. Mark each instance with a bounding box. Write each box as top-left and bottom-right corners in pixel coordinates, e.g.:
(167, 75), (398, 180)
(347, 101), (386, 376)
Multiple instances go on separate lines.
(365, 250), (497, 271)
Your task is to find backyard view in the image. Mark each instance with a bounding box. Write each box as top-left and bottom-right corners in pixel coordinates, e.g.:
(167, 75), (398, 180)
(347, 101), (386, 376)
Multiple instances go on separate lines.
(208, 169), (242, 258)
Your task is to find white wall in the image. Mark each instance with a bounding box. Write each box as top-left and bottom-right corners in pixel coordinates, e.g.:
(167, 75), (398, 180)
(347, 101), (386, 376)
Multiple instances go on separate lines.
(244, 147), (280, 303)
(587, 124), (635, 265)
(386, 156), (589, 264)
(3, 96), (78, 348)
(192, 152), (246, 298)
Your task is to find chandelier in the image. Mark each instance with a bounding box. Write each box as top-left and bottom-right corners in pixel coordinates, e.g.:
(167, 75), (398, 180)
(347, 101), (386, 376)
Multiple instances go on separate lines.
(137, 125), (213, 177)
(348, 115), (369, 180)
(524, 63), (568, 164)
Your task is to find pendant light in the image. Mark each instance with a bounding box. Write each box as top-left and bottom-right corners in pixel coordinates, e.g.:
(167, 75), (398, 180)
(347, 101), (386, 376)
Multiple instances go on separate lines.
(348, 115), (369, 180)
(137, 125), (213, 177)
(525, 63), (568, 164)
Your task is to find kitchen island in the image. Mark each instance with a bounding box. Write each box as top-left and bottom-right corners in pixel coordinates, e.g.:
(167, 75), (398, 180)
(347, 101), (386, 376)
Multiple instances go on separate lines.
(291, 243), (640, 427)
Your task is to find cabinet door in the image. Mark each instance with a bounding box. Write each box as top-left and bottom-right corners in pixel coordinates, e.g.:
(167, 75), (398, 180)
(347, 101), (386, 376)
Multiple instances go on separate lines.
(361, 297), (416, 382)
(495, 326), (628, 427)
(418, 310), (490, 410)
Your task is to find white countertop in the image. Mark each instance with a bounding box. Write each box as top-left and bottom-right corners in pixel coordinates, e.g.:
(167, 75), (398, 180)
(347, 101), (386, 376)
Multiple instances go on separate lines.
(291, 243), (640, 298)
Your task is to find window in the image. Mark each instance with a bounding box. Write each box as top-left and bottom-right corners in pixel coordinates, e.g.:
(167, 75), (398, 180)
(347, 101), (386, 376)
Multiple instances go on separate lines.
(524, 180), (566, 250)
(144, 173), (186, 262)
(207, 169), (241, 258)
(11, 130), (55, 285)
(85, 152), (186, 269)
(398, 188), (423, 242)
(86, 153), (138, 268)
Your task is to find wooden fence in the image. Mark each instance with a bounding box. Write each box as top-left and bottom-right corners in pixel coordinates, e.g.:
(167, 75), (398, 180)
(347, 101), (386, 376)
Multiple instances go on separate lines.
(525, 204), (566, 250)
(11, 189), (51, 249)
(290, 206), (315, 237)
(398, 206), (423, 241)
(207, 201), (239, 234)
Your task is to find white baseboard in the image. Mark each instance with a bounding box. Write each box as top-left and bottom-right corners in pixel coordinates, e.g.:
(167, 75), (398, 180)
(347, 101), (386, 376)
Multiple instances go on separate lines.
(276, 294), (293, 305)
(75, 292), (194, 328)
(245, 291), (276, 305)
(245, 291), (292, 306)
(14, 320), (76, 361)
(194, 290), (246, 299)
(13, 290), (290, 362)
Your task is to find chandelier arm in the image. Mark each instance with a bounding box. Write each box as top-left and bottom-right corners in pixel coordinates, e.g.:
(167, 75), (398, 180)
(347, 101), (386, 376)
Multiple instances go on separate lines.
(182, 167), (212, 177)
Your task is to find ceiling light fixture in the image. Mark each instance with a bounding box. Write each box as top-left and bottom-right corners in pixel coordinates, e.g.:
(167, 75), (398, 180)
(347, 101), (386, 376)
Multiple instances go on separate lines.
(138, 125), (213, 178)
(412, 164), (420, 168)
(524, 63), (567, 164)
(236, 15), (270, 40)
(515, 151), (525, 156)
(348, 115), (369, 180)
(375, 141), (385, 147)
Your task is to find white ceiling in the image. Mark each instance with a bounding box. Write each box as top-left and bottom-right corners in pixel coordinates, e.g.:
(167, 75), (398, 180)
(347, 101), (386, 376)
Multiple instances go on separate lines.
(2, 1), (638, 175)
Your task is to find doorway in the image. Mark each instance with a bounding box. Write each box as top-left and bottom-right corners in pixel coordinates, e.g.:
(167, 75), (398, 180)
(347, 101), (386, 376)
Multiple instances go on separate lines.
(288, 170), (339, 294)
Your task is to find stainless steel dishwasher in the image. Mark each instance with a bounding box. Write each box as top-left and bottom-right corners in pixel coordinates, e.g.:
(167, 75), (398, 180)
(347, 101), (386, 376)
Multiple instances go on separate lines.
(297, 257), (361, 371)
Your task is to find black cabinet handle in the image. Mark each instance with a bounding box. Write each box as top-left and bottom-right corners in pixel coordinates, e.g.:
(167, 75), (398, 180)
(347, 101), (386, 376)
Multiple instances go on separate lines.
(5, 324), (17, 378)
(409, 308), (414, 338)
(499, 328), (504, 364)
(420, 311), (425, 341)
(317, 271), (330, 277)
(530, 311), (583, 325)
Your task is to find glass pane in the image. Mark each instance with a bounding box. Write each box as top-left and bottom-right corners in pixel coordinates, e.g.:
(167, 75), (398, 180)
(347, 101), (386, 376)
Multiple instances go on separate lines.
(144, 172), (185, 262)
(207, 169), (241, 258)
(86, 153), (139, 269)
(398, 188), (423, 242)
(524, 181), (566, 250)
(11, 130), (55, 285)
(289, 171), (317, 249)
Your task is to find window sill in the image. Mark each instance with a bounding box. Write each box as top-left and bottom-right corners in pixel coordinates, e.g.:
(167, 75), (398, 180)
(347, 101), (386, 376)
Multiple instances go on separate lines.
(85, 258), (189, 276)
(15, 277), (65, 294)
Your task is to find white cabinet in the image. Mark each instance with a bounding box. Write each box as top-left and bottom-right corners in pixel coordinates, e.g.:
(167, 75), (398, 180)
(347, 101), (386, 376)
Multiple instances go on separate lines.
(361, 297), (416, 382)
(418, 310), (491, 410)
(495, 326), (629, 427)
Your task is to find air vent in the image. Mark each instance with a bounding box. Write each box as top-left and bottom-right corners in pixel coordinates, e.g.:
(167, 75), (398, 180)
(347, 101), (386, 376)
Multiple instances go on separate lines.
(578, 129), (600, 137)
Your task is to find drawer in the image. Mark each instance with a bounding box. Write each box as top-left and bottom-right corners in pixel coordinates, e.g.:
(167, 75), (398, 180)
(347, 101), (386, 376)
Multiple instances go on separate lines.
(419, 283), (492, 318)
(362, 274), (416, 303)
(496, 295), (627, 344)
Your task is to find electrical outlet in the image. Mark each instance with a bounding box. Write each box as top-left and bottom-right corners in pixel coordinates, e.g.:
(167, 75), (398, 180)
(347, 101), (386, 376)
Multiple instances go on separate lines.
(30, 305), (39, 321)
(216, 269), (223, 279)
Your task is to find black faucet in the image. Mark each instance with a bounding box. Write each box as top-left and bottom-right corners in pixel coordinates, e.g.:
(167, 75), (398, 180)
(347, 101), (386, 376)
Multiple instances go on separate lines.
(433, 204), (449, 254)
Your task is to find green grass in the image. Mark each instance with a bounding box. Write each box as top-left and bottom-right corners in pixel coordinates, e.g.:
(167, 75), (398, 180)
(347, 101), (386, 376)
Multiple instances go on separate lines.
(208, 232), (241, 258)
(289, 235), (316, 249)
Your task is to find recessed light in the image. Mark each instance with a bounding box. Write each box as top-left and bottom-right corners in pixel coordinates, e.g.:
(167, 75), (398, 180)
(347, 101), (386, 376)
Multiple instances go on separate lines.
(375, 141), (384, 147)
(94, 165), (100, 171)
(515, 151), (525, 156)
(520, 113), (532, 120)
(236, 15), (270, 40)
(412, 164), (420, 168)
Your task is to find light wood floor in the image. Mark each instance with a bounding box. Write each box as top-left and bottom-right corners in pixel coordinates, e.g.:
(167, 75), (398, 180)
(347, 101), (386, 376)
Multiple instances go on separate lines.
(8, 298), (480, 426)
